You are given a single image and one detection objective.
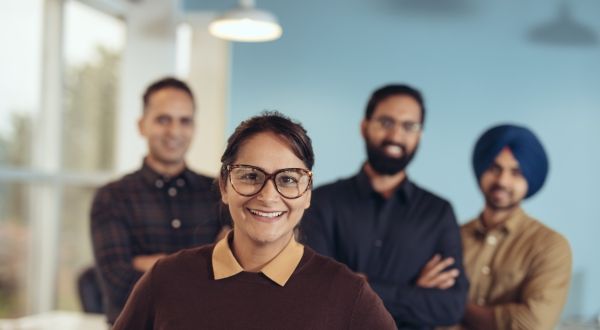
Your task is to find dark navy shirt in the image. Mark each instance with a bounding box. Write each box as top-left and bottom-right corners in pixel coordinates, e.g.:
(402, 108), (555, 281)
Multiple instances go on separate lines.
(300, 169), (468, 329)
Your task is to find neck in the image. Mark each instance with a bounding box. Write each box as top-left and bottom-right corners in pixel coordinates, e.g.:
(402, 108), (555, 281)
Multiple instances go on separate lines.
(145, 156), (186, 178)
(364, 163), (406, 199)
(481, 205), (520, 229)
(231, 230), (292, 272)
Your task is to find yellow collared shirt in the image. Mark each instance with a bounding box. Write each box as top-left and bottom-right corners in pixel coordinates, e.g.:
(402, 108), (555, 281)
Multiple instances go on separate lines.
(212, 232), (305, 287)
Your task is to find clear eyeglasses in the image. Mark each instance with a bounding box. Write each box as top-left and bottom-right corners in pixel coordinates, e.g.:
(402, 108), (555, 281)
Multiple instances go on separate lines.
(225, 164), (312, 199)
(372, 116), (422, 134)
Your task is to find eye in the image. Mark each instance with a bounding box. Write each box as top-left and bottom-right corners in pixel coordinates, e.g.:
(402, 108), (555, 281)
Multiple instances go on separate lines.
(401, 121), (421, 132)
(376, 117), (394, 129)
(155, 115), (171, 125)
(241, 173), (258, 180)
(180, 117), (194, 126)
(511, 168), (523, 177)
(488, 164), (502, 175)
(233, 169), (263, 184)
(277, 175), (298, 186)
(276, 171), (303, 187)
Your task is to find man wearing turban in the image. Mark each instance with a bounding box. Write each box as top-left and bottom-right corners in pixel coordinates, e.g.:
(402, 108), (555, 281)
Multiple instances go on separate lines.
(457, 124), (572, 330)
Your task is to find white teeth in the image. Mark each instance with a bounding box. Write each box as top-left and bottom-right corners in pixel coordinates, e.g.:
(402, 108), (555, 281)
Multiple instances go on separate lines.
(249, 209), (284, 218)
(384, 145), (403, 157)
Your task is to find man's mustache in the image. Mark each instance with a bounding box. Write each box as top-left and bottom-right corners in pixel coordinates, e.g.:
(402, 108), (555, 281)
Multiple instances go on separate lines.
(489, 184), (510, 194)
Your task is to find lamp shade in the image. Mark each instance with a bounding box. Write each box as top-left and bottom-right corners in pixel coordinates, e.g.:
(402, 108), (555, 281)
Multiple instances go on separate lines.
(209, 0), (282, 42)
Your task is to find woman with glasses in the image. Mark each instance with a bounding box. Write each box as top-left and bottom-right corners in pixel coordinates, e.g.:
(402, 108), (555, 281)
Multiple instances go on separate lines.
(113, 112), (395, 330)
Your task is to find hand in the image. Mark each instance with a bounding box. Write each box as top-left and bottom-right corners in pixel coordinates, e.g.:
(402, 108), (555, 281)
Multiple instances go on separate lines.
(417, 254), (460, 289)
(132, 253), (166, 272)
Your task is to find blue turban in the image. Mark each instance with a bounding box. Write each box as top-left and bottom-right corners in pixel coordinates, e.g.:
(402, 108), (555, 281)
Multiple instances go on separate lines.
(472, 124), (549, 199)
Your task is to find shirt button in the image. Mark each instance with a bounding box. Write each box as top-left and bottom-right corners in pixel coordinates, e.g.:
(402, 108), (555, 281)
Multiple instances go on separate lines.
(171, 218), (181, 229)
(477, 297), (486, 306)
(481, 266), (490, 275)
(374, 239), (383, 248)
(176, 178), (185, 187)
(168, 187), (177, 197)
(486, 235), (498, 246)
(155, 179), (164, 188)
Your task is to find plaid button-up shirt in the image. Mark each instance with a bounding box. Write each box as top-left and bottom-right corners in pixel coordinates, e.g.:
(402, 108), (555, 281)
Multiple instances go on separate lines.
(91, 161), (229, 323)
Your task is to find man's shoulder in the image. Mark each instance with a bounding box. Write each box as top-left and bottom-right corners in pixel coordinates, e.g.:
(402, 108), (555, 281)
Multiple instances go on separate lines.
(94, 169), (145, 200)
(460, 217), (479, 229)
(186, 170), (216, 190)
(312, 174), (359, 198)
(409, 180), (452, 207)
(520, 214), (570, 251)
(314, 174), (357, 190)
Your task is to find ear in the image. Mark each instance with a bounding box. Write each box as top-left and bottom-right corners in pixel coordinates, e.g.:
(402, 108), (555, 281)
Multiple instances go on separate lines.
(303, 189), (311, 210)
(360, 119), (368, 139)
(138, 116), (146, 137)
(219, 179), (229, 205)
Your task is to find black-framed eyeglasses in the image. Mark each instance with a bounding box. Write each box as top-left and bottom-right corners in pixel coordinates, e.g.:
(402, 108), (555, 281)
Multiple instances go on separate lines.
(372, 116), (422, 134)
(225, 164), (312, 199)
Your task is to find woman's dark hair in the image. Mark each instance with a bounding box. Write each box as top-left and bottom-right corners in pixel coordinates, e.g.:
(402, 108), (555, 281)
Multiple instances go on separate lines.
(365, 84), (426, 126)
(219, 111), (314, 184)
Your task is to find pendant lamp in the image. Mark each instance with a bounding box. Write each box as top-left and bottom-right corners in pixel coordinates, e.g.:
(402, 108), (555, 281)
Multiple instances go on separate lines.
(209, 0), (282, 42)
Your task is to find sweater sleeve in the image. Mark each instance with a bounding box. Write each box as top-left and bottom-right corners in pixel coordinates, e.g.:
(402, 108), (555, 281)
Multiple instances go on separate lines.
(349, 280), (397, 330)
(112, 262), (156, 330)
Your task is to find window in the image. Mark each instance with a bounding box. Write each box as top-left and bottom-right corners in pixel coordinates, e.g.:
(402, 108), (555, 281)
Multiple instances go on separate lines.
(62, 0), (125, 172)
(0, 0), (44, 318)
(0, 0), (125, 316)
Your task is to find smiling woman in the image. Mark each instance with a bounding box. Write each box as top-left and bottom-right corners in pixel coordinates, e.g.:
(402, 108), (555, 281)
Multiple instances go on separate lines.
(112, 112), (396, 330)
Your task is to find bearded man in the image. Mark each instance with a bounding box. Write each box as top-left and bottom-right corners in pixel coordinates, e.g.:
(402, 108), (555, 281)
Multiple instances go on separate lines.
(300, 84), (468, 329)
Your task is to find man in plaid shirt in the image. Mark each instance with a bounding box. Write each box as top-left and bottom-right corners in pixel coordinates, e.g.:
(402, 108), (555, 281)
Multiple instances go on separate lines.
(90, 77), (229, 323)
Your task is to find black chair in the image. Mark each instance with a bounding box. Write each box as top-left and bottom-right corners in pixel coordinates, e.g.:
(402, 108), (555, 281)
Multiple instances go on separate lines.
(77, 265), (104, 314)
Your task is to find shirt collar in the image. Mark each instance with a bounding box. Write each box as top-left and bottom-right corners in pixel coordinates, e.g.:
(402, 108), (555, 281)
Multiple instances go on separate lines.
(212, 231), (305, 287)
(140, 158), (195, 188)
(356, 165), (414, 202)
(503, 208), (525, 233)
(473, 207), (526, 236)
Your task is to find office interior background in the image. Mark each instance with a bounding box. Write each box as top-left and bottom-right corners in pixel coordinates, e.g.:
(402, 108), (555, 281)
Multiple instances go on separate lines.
(1, 0), (599, 325)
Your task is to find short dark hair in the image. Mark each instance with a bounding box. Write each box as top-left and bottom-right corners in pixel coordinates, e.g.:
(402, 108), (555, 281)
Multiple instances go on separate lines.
(364, 84), (426, 125)
(142, 77), (195, 112)
(219, 111), (314, 184)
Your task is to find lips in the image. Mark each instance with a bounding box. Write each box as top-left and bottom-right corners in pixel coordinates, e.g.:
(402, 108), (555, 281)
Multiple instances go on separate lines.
(163, 139), (182, 150)
(247, 208), (286, 222)
(489, 187), (511, 199)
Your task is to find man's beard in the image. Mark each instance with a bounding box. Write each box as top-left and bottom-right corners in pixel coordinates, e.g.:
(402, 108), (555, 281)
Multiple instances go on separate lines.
(365, 139), (418, 175)
(484, 185), (521, 211)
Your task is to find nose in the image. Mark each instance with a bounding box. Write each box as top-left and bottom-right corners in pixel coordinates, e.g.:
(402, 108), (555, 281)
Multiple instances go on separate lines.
(496, 169), (512, 187)
(386, 125), (407, 143)
(166, 121), (180, 134)
(257, 179), (280, 202)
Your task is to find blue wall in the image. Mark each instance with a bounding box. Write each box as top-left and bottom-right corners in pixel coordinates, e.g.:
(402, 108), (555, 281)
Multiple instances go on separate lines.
(187, 0), (600, 320)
